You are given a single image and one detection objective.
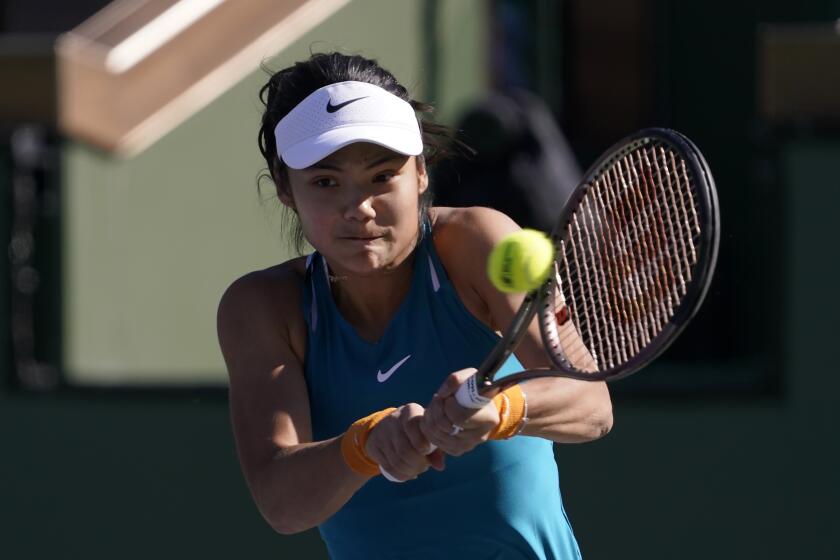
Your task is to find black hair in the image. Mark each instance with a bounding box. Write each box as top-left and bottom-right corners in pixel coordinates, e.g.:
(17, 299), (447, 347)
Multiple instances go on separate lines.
(257, 52), (461, 254)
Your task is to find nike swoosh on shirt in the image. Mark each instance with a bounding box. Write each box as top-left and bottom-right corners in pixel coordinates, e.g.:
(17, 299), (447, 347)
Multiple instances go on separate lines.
(326, 96), (368, 113)
(377, 354), (411, 383)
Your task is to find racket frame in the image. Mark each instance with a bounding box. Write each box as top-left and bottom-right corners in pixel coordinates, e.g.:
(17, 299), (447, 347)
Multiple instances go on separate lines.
(473, 128), (720, 390)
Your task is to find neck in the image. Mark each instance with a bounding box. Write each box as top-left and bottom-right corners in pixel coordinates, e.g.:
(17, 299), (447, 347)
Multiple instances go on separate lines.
(327, 247), (418, 342)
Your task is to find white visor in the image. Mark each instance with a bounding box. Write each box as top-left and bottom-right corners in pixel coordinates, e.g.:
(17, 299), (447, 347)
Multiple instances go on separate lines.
(274, 81), (423, 169)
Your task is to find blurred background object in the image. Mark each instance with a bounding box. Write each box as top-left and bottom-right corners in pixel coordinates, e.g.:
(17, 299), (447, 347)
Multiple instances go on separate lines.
(434, 89), (582, 233)
(55, 0), (351, 155)
(1, 0), (838, 559)
(758, 21), (840, 124)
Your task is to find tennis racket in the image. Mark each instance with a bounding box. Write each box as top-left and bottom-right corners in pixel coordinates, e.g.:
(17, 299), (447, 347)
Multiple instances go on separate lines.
(381, 127), (718, 481)
(454, 127), (720, 408)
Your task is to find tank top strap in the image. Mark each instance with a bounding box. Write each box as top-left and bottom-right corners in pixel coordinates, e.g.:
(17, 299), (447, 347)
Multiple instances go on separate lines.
(302, 251), (329, 334)
(412, 230), (439, 297)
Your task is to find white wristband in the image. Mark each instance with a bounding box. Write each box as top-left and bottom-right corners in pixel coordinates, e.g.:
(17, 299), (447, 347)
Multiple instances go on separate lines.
(380, 468), (402, 483)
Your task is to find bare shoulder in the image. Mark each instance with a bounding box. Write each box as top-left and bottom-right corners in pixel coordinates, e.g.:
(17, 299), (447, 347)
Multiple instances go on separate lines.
(430, 207), (522, 327)
(217, 256), (309, 363)
(432, 206), (520, 258)
(218, 256), (308, 321)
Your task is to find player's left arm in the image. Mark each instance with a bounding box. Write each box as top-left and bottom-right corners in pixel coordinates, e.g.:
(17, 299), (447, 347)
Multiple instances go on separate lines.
(433, 206), (613, 445)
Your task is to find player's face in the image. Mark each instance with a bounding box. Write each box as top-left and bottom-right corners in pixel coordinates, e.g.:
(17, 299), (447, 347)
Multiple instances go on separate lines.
(281, 142), (428, 276)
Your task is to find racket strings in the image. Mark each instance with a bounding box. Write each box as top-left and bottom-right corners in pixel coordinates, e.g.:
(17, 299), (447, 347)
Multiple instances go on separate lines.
(542, 267), (599, 373)
(598, 166), (645, 359)
(632, 150), (675, 330)
(607, 161), (653, 349)
(551, 142), (702, 372)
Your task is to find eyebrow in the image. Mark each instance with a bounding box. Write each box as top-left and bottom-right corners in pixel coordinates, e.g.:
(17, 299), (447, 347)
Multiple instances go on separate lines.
(309, 154), (404, 171)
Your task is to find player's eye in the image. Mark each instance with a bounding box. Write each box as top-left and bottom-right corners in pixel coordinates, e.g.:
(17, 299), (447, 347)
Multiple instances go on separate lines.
(312, 177), (338, 188)
(373, 171), (396, 183)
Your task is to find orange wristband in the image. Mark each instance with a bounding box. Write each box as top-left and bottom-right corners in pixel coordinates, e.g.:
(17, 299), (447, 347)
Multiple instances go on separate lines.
(340, 408), (396, 476)
(489, 384), (528, 440)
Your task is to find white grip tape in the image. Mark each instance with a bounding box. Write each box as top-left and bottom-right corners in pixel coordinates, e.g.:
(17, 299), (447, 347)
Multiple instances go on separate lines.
(455, 376), (492, 409)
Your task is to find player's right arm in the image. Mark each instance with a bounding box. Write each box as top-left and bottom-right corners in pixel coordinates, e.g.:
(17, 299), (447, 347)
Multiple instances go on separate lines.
(217, 265), (434, 534)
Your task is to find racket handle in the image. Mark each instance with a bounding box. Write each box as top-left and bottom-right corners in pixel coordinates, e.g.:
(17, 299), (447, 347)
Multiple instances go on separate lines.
(380, 444), (439, 483)
(454, 376), (493, 409)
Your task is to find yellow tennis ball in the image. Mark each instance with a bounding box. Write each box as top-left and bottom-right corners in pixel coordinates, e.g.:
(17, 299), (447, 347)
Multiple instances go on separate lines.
(487, 229), (554, 293)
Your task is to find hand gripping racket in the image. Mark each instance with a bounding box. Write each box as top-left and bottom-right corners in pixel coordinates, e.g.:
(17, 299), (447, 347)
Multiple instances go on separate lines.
(381, 127), (719, 480)
(454, 127), (720, 408)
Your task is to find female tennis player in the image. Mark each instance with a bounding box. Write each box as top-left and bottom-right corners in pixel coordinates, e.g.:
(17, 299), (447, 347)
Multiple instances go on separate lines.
(217, 52), (613, 559)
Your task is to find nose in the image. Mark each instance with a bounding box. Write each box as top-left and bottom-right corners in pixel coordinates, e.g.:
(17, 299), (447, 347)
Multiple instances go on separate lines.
(343, 189), (376, 222)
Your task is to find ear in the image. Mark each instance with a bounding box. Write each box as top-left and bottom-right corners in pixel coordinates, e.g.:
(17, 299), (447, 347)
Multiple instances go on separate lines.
(274, 175), (296, 211)
(416, 156), (429, 194)
(277, 184), (296, 210)
(272, 159), (296, 209)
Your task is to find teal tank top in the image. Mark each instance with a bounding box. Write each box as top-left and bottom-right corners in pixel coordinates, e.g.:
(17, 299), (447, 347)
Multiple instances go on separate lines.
(302, 227), (582, 560)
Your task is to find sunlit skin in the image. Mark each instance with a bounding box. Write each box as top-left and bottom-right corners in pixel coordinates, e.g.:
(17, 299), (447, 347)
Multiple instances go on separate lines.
(277, 142), (429, 341)
(219, 145), (613, 531)
(276, 142), (452, 478)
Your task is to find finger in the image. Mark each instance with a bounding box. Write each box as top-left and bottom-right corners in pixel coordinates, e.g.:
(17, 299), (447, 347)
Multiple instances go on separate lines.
(421, 402), (469, 452)
(418, 413), (443, 450)
(404, 416), (434, 455)
(364, 414), (401, 462)
(380, 467), (403, 483)
(435, 440), (468, 457)
(367, 418), (422, 481)
(383, 441), (425, 481)
(400, 403), (432, 453)
(437, 422), (492, 456)
(459, 425), (492, 445)
(427, 448), (446, 471)
(420, 430), (451, 455)
(424, 395), (454, 438)
(435, 368), (477, 399)
(443, 433), (485, 457)
(382, 463), (416, 482)
(419, 409), (436, 439)
(427, 429), (468, 455)
(394, 426), (436, 471)
(443, 396), (479, 427)
(399, 456), (430, 480)
(368, 440), (407, 480)
(425, 395), (447, 430)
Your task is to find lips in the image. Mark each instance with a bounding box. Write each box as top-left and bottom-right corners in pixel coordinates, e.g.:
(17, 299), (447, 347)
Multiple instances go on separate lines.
(341, 233), (384, 241)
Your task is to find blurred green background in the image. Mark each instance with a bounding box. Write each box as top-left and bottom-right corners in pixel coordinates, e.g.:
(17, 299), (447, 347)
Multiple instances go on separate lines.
(1, 0), (838, 558)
